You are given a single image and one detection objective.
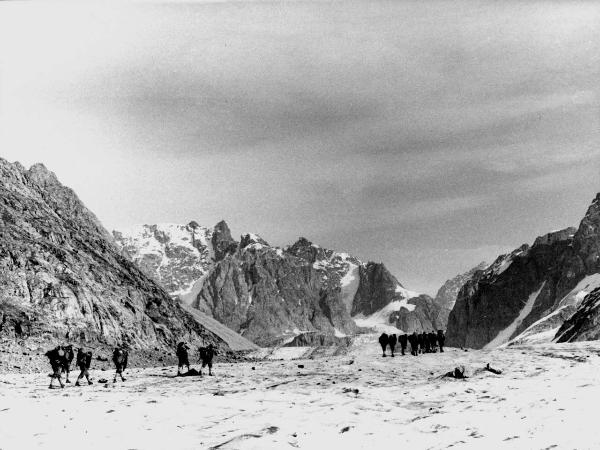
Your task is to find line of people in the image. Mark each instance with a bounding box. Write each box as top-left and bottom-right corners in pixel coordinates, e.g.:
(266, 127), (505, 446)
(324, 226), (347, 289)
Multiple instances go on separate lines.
(44, 342), (217, 388)
(378, 330), (445, 357)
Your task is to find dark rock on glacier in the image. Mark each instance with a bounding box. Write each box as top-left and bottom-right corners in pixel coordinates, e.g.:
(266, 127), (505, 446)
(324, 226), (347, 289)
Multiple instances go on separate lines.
(0, 158), (227, 354)
(447, 193), (600, 349)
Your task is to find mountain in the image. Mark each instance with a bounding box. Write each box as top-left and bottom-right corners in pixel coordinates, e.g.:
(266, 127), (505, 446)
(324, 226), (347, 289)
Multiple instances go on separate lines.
(114, 224), (444, 346)
(0, 159), (251, 355)
(113, 222), (213, 304)
(434, 262), (488, 327)
(447, 193), (600, 349)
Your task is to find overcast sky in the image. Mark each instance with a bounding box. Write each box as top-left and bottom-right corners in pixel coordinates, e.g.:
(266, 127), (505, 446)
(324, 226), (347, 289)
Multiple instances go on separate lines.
(1, 0), (599, 294)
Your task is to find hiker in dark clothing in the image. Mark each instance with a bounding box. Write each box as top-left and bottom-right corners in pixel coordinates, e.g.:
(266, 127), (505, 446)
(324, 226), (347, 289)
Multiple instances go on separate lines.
(61, 344), (75, 383)
(398, 333), (408, 356)
(417, 332), (425, 354)
(388, 334), (397, 357)
(75, 348), (93, 386)
(45, 346), (68, 389)
(112, 348), (128, 383)
(378, 333), (389, 357)
(428, 332), (438, 353)
(176, 342), (190, 376)
(437, 330), (446, 353)
(198, 344), (216, 376)
(409, 332), (419, 356)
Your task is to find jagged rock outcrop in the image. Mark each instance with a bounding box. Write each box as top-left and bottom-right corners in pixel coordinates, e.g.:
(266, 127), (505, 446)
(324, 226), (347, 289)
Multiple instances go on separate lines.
(212, 220), (238, 261)
(447, 193), (600, 349)
(0, 159), (228, 353)
(555, 288), (600, 342)
(434, 262), (488, 327)
(194, 238), (358, 346)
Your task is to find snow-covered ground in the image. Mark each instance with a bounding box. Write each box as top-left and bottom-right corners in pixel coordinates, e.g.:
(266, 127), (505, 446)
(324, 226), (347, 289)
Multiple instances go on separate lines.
(2, 336), (600, 449)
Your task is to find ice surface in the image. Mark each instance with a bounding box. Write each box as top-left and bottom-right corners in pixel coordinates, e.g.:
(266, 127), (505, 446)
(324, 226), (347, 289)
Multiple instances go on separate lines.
(3, 336), (600, 449)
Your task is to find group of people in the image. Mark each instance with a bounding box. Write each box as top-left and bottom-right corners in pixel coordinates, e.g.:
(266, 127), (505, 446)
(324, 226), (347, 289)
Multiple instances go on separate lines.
(44, 342), (216, 389)
(45, 345), (128, 389)
(378, 330), (446, 357)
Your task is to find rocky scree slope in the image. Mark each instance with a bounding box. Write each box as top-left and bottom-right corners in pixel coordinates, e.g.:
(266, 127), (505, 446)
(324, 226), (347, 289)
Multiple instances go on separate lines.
(447, 194), (600, 349)
(0, 159), (228, 356)
(115, 223), (445, 346)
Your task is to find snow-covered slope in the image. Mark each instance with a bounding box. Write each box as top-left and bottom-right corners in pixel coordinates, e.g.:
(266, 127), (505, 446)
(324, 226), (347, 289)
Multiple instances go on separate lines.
(113, 222), (213, 302)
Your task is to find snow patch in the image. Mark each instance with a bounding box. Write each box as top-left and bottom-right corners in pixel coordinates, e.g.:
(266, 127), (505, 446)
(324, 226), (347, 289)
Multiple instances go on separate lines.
(353, 299), (415, 334)
(558, 273), (600, 307)
(395, 284), (420, 300)
(340, 263), (360, 314)
(334, 328), (347, 338)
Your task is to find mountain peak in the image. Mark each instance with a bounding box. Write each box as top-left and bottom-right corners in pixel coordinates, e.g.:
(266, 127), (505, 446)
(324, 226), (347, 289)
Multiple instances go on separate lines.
(240, 232), (269, 248)
(212, 220), (238, 261)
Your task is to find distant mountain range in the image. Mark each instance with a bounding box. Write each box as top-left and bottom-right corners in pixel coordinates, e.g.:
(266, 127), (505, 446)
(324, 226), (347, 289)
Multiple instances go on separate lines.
(114, 222), (446, 346)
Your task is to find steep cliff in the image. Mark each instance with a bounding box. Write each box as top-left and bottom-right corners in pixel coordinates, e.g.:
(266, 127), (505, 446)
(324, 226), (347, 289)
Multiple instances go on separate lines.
(433, 262), (488, 327)
(447, 194), (600, 349)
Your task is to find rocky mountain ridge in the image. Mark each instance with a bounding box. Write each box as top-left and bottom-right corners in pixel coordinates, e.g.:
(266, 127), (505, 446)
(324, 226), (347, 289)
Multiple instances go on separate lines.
(115, 222), (446, 346)
(447, 193), (600, 349)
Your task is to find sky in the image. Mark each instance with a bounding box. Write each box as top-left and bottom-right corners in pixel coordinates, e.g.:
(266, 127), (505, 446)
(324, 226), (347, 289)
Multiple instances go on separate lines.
(1, 0), (599, 294)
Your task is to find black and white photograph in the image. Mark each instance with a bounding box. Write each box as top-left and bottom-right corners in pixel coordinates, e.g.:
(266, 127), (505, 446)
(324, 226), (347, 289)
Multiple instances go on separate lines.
(0, 0), (599, 448)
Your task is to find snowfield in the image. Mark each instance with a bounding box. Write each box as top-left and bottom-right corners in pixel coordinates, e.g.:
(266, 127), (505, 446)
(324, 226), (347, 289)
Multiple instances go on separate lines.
(2, 336), (600, 449)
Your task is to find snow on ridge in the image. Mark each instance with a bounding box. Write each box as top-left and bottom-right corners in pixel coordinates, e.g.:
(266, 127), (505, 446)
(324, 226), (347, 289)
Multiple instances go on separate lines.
(334, 328), (347, 338)
(558, 273), (600, 307)
(395, 285), (421, 300)
(353, 298), (415, 334)
(485, 282), (546, 349)
(114, 222), (214, 299)
(509, 274), (600, 345)
(340, 263), (360, 314)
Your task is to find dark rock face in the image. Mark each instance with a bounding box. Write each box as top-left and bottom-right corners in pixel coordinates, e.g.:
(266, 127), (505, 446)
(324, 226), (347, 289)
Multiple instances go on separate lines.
(212, 220), (238, 262)
(191, 236), (441, 346)
(556, 288), (600, 342)
(447, 193), (600, 349)
(392, 295), (445, 334)
(194, 240), (358, 346)
(434, 262), (488, 327)
(0, 159), (226, 353)
(352, 263), (403, 316)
